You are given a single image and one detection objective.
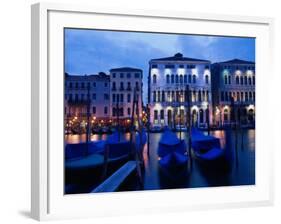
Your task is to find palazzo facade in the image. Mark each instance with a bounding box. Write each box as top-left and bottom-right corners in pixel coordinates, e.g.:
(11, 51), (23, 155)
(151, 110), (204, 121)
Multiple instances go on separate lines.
(211, 59), (255, 127)
(148, 53), (212, 128)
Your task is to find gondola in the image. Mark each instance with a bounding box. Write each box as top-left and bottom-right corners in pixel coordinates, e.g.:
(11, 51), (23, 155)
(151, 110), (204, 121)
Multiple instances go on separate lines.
(191, 128), (224, 161)
(157, 129), (188, 167)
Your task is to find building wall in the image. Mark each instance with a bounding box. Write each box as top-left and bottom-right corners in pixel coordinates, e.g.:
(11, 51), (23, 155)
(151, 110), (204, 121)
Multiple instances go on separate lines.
(148, 59), (212, 128)
(109, 69), (143, 120)
(211, 62), (255, 126)
(64, 73), (110, 123)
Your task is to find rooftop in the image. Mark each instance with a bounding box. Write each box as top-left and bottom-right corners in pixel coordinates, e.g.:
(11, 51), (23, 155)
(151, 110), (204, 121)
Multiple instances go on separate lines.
(65, 72), (110, 80)
(150, 53), (210, 63)
(109, 67), (142, 72)
(217, 59), (255, 65)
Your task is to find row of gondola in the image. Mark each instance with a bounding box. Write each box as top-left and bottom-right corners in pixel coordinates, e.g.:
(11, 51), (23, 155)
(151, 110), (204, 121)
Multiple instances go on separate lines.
(157, 128), (225, 168)
(65, 128), (226, 192)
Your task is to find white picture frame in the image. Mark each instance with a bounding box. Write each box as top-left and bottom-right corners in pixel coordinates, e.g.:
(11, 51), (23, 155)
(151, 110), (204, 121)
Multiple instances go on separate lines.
(31, 2), (274, 221)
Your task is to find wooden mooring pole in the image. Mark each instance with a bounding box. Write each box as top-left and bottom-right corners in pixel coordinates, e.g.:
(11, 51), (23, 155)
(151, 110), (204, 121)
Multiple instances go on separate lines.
(86, 84), (91, 156)
(146, 103), (150, 157)
(186, 85), (192, 169)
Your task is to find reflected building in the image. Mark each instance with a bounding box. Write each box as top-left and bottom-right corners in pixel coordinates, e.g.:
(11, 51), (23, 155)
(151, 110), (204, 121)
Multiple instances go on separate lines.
(211, 59), (255, 126)
(148, 53), (212, 128)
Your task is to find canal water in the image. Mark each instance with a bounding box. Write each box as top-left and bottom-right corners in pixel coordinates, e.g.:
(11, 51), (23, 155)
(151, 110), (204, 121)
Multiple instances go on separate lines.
(65, 129), (255, 193)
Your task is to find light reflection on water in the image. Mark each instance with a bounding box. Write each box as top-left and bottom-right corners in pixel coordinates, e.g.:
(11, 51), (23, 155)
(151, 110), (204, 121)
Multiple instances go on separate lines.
(65, 129), (255, 191)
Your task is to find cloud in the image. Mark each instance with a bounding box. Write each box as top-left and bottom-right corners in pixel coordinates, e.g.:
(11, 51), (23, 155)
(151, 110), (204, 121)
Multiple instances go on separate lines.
(64, 29), (255, 104)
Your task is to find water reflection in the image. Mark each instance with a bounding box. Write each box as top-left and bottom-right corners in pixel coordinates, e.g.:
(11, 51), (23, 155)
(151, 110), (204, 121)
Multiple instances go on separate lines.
(65, 129), (255, 192)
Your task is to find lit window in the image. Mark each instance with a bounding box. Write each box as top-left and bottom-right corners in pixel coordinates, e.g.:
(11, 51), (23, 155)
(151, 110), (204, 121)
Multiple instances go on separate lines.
(224, 76), (228, 85)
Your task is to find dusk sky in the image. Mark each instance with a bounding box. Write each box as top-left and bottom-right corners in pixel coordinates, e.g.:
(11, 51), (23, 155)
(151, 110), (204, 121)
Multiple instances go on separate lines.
(64, 28), (255, 102)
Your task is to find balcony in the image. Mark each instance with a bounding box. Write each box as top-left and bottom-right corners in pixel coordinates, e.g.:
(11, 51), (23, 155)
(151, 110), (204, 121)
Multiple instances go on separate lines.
(119, 86), (125, 91)
(112, 87), (116, 91)
(126, 86), (132, 91)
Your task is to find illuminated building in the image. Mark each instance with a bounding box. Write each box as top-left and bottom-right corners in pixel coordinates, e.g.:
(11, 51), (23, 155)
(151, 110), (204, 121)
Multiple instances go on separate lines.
(64, 72), (110, 126)
(211, 59), (255, 126)
(148, 53), (212, 128)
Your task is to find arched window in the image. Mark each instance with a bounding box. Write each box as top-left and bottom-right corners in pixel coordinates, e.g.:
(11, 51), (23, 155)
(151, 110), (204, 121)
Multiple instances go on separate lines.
(188, 74), (192, 83)
(161, 91), (165, 102)
(228, 75), (231, 84)
(166, 75), (170, 84)
(175, 75), (179, 83)
(237, 92), (240, 101)
(224, 75), (228, 85)
(171, 74), (175, 83)
(240, 76), (244, 85)
(198, 90), (202, 102)
(236, 76), (239, 84)
(202, 90), (206, 101)
(180, 75), (183, 84)
(192, 75), (196, 84)
(199, 109), (204, 123)
(244, 76), (248, 85)
(248, 109), (254, 122)
(224, 109), (228, 121)
(249, 92), (252, 101)
(205, 75), (209, 84)
(248, 77), (252, 85)
(241, 92), (244, 102)
(253, 76), (255, 85)
(245, 92), (249, 101)
(153, 91), (156, 102)
(153, 74), (157, 84)
(184, 75), (187, 83)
